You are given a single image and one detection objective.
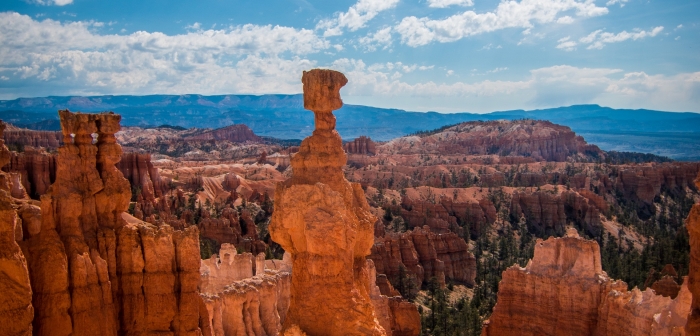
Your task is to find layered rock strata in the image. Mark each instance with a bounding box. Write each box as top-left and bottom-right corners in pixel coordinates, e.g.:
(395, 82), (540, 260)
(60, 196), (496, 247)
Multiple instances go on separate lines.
(116, 152), (169, 202)
(483, 228), (690, 336)
(268, 69), (390, 335)
(3, 149), (56, 199)
(200, 250), (291, 336)
(345, 136), (376, 155)
(185, 124), (261, 143)
(2, 127), (63, 148)
(1, 111), (207, 336)
(370, 226), (476, 287)
(0, 121), (34, 336)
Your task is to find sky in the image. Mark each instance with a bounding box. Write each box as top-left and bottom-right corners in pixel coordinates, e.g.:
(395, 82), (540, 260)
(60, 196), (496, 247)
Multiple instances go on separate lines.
(0, 0), (698, 113)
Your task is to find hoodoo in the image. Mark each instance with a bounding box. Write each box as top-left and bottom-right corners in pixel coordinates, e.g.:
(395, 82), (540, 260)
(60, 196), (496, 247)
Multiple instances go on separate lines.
(269, 69), (386, 335)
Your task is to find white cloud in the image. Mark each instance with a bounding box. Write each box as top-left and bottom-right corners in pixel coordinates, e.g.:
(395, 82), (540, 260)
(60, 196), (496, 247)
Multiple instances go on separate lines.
(336, 62), (700, 112)
(606, 0), (628, 7)
(427, 0), (474, 8)
(358, 26), (393, 51)
(580, 26), (664, 49)
(317, 0), (400, 37)
(487, 67), (508, 73)
(28, 0), (73, 6)
(556, 36), (577, 51)
(479, 43), (502, 50)
(557, 16), (574, 24)
(0, 12), (328, 97)
(395, 0), (608, 47)
(675, 24), (683, 30)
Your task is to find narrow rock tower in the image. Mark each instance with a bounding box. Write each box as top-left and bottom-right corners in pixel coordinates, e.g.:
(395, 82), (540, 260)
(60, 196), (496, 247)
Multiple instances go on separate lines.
(269, 69), (386, 335)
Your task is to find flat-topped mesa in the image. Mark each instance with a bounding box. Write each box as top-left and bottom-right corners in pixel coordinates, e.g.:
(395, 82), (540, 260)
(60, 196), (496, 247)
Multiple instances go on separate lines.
(269, 69), (386, 335)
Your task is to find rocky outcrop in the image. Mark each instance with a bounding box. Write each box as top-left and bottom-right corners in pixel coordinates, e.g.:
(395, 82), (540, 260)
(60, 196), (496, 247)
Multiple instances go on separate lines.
(185, 124), (261, 143)
(510, 189), (602, 237)
(0, 121), (34, 336)
(116, 152), (169, 202)
(345, 136), (376, 155)
(367, 260), (421, 336)
(269, 69), (391, 335)
(2, 149), (56, 199)
(200, 248), (291, 336)
(370, 226), (476, 288)
(2, 127), (63, 148)
(483, 228), (690, 336)
(379, 120), (603, 161)
(7, 111), (207, 336)
(686, 173), (700, 334)
(399, 187), (496, 238)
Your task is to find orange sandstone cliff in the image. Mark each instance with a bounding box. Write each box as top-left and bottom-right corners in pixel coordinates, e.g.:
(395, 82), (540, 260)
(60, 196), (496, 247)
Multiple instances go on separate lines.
(268, 69), (390, 335)
(483, 228), (690, 336)
(0, 111), (208, 336)
(0, 121), (34, 336)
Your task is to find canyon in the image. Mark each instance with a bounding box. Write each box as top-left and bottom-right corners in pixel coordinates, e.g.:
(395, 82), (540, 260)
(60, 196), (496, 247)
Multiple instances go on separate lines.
(1, 69), (699, 336)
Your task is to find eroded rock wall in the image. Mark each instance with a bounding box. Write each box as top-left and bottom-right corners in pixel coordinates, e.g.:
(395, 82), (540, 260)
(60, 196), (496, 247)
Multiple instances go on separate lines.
(0, 121), (34, 336)
(370, 226), (476, 287)
(483, 229), (690, 336)
(2, 128), (63, 149)
(3, 111), (207, 336)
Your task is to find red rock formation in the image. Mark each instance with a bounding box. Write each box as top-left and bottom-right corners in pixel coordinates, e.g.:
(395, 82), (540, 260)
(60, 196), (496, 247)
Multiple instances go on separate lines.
(2, 148), (56, 199)
(0, 121), (34, 336)
(184, 124), (261, 142)
(510, 189), (602, 237)
(616, 163), (700, 207)
(370, 226), (476, 288)
(380, 120), (603, 161)
(483, 229), (690, 336)
(2, 127), (63, 148)
(399, 187), (496, 237)
(345, 136), (377, 155)
(686, 173), (700, 334)
(269, 69), (390, 335)
(116, 152), (169, 201)
(9, 111), (207, 336)
(367, 260), (421, 336)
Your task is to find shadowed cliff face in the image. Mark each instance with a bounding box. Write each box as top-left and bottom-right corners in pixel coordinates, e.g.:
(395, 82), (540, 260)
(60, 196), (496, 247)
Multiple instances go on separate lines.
(269, 69), (389, 336)
(686, 175), (700, 334)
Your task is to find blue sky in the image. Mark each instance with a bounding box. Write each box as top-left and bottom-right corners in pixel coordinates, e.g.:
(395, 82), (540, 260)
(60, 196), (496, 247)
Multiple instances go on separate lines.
(0, 0), (698, 113)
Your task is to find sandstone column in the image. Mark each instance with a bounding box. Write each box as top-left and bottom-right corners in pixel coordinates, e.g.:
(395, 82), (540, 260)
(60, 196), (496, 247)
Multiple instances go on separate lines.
(269, 69), (386, 335)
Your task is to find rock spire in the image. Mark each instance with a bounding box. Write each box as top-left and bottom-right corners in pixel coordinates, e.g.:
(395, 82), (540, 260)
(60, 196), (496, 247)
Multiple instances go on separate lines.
(269, 69), (386, 335)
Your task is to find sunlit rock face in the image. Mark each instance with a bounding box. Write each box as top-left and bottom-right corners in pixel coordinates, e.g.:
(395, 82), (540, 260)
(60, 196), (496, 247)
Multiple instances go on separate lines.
(0, 111), (207, 336)
(483, 228), (690, 336)
(269, 69), (387, 335)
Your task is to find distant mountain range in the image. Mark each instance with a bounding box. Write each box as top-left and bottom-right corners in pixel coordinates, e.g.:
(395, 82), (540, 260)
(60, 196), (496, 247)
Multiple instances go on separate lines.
(1, 94), (699, 160)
